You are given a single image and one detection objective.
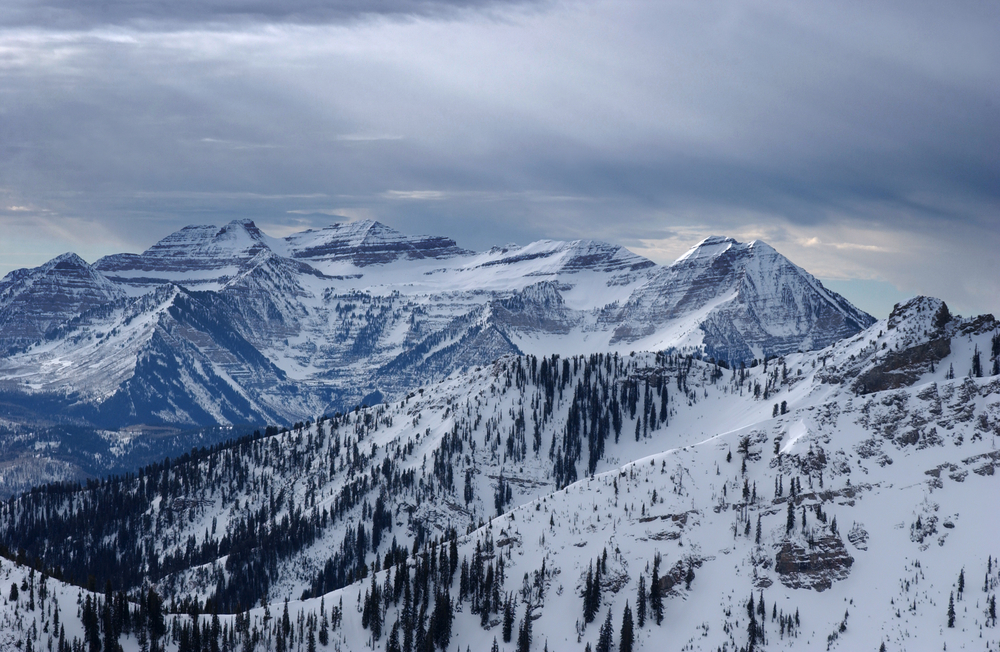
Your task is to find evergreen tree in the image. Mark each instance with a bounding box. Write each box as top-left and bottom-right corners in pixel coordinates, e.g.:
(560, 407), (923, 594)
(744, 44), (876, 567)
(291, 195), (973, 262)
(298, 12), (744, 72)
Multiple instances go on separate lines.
(584, 563), (596, 624)
(101, 583), (118, 652)
(146, 587), (167, 647)
(593, 560), (602, 614)
(650, 563), (663, 626)
(432, 590), (452, 651)
(596, 609), (614, 652)
(319, 611), (329, 645)
(415, 604), (427, 652)
(636, 576), (646, 628)
(746, 597), (758, 652)
(369, 573), (384, 641)
(516, 606), (533, 652)
(387, 621), (401, 652)
(402, 578), (414, 652)
(619, 602), (634, 652)
(948, 591), (956, 628)
(503, 595), (515, 642)
(82, 595), (101, 652)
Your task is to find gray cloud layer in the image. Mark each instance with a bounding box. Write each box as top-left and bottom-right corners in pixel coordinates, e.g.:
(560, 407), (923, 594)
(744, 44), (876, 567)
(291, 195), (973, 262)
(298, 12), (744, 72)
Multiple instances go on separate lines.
(1, 0), (998, 317)
(0, 0), (538, 29)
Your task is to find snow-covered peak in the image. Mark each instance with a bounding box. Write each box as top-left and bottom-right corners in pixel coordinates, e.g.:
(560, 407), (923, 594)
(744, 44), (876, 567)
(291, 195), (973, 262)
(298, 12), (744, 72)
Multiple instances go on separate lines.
(886, 295), (951, 333)
(0, 226), (883, 427)
(96, 219), (272, 272)
(1, 251), (94, 286)
(0, 252), (124, 353)
(557, 238), (657, 273)
(93, 220), (279, 294)
(612, 235), (874, 361)
(142, 219), (273, 269)
(674, 235), (740, 263)
(46, 250), (89, 267)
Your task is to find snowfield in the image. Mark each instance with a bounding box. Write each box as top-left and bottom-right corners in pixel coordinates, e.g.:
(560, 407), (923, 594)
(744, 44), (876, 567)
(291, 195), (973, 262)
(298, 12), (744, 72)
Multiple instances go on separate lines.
(0, 296), (997, 652)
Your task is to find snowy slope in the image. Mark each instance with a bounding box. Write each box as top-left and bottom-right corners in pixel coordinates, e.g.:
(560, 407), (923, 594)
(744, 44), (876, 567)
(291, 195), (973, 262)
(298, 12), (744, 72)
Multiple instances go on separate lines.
(0, 284), (314, 428)
(1, 298), (997, 651)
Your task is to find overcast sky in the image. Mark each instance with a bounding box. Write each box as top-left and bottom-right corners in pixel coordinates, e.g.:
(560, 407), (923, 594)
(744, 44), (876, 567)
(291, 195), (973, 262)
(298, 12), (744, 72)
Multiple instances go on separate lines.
(1, 0), (997, 318)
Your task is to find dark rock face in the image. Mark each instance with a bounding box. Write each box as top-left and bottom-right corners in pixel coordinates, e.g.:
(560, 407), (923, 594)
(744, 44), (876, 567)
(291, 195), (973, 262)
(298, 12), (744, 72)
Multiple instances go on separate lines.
(853, 338), (951, 395)
(473, 239), (655, 277)
(490, 282), (576, 335)
(853, 296), (999, 395)
(376, 314), (522, 396)
(775, 534), (854, 591)
(216, 251), (320, 346)
(92, 287), (302, 428)
(656, 554), (706, 595)
(285, 220), (471, 266)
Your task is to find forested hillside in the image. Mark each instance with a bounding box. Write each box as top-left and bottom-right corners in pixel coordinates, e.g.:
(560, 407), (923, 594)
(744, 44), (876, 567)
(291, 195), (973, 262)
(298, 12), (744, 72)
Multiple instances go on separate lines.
(0, 297), (998, 651)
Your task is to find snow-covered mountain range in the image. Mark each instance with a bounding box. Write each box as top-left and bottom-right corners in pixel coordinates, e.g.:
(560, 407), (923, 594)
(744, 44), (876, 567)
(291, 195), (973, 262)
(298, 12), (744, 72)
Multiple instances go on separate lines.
(0, 294), (996, 652)
(0, 220), (873, 429)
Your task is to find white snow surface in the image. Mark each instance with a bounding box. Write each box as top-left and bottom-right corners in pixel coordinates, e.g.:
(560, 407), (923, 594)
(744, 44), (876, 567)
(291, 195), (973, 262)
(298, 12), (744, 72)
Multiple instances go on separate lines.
(2, 303), (998, 651)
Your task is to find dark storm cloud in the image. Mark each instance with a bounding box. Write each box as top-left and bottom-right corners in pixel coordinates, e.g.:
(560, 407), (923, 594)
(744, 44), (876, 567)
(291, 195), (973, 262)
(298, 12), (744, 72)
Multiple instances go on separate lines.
(0, 0), (997, 316)
(0, 0), (541, 29)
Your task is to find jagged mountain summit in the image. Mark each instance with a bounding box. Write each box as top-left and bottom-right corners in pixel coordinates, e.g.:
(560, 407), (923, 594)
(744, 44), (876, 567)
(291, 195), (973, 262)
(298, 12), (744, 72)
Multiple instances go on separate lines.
(0, 294), (996, 652)
(610, 236), (872, 359)
(0, 252), (124, 355)
(0, 220), (873, 428)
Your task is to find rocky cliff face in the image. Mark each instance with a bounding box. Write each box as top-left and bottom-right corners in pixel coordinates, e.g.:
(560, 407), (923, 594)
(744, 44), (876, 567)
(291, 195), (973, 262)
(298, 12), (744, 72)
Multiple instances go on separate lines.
(775, 534), (854, 591)
(283, 219), (471, 266)
(0, 252), (124, 354)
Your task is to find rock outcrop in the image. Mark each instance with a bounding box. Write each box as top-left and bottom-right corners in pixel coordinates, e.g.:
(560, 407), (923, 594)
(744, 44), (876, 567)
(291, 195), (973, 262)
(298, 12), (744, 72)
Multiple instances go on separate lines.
(775, 534), (854, 591)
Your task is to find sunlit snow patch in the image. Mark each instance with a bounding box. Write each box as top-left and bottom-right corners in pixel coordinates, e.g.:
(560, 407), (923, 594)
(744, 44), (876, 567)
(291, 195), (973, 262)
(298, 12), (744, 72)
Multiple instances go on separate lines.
(781, 419), (809, 454)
